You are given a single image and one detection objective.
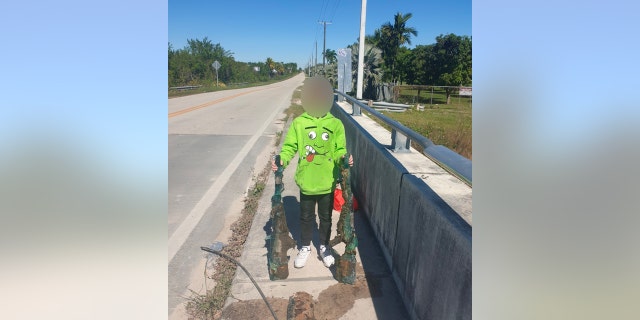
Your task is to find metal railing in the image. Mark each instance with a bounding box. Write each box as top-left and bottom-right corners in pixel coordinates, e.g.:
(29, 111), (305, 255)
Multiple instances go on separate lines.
(334, 90), (472, 187)
(168, 85), (202, 91)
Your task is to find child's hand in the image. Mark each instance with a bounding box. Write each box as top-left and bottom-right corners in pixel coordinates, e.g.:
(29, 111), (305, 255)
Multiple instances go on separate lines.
(271, 158), (283, 171)
(342, 154), (354, 167)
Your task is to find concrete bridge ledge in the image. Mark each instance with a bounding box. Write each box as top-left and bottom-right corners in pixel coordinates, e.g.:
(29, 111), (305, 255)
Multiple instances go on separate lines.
(334, 100), (472, 225)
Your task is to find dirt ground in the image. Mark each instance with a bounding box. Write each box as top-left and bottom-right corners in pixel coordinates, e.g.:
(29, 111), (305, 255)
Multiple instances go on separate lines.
(221, 275), (372, 320)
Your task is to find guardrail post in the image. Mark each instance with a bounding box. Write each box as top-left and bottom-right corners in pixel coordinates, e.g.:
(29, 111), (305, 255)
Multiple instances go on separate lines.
(391, 129), (411, 152)
(352, 101), (361, 116)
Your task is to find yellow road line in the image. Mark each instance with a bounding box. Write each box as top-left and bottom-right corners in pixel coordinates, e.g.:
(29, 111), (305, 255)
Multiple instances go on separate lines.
(168, 86), (273, 118)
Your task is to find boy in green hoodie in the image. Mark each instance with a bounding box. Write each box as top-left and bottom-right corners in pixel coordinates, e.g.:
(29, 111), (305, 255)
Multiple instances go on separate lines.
(272, 77), (353, 268)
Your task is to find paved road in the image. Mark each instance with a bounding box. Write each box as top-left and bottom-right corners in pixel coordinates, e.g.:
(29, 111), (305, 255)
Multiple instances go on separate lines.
(168, 74), (305, 316)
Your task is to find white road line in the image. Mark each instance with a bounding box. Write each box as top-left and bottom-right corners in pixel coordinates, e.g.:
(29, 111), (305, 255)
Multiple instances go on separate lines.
(168, 89), (289, 263)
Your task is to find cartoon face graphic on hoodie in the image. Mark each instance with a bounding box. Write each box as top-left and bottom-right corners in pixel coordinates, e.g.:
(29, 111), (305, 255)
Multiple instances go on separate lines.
(302, 124), (333, 165)
(280, 112), (346, 195)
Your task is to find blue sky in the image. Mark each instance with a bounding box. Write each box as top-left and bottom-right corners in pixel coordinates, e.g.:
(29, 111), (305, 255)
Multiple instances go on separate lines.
(169, 0), (471, 67)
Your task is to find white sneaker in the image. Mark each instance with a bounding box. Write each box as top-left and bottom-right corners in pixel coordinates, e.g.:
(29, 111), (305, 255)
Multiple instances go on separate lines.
(294, 246), (311, 268)
(319, 245), (335, 267)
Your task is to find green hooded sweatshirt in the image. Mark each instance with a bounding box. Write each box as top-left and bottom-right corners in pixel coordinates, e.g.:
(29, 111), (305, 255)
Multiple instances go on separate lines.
(280, 112), (347, 195)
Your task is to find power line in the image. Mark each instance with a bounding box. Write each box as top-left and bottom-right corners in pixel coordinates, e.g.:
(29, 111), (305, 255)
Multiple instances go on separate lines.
(317, 0), (329, 22)
(328, 0), (342, 22)
(312, 0), (335, 76)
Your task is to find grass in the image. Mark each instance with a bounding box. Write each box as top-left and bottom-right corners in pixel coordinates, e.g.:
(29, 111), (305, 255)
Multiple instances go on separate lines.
(185, 159), (273, 320)
(168, 72), (300, 98)
(396, 86), (472, 107)
(370, 87), (472, 159)
(274, 131), (283, 146)
(283, 82), (305, 119)
(274, 82), (306, 148)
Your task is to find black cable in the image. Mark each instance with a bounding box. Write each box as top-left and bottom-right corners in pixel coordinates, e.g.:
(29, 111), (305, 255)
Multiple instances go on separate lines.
(329, 0), (342, 22)
(200, 246), (279, 320)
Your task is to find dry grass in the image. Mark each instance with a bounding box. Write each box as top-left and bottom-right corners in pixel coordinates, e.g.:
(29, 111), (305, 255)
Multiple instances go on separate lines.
(184, 160), (272, 319)
(275, 83), (306, 147)
(284, 83), (305, 119)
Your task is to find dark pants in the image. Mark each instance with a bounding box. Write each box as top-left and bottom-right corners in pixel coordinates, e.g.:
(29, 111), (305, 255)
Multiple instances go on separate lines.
(299, 192), (333, 247)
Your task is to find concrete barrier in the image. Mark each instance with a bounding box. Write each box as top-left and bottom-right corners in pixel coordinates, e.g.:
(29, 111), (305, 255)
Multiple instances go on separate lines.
(331, 103), (472, 320)
(395, 174), (471, 320)
(334, 103), (407, 266)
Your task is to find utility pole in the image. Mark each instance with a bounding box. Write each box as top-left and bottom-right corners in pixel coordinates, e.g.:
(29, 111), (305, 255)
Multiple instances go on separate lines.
(356, 0), (367, 99)
(318, 20), (332, 76)
(315, 41), (318, 76)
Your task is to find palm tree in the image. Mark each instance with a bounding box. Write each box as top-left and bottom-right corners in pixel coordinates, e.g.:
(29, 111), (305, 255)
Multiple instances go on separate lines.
(349, 42), (383, 100)
(378, 12), (418, 83)
(325, 61), (338, 88)
(266, 57), (275, 77)
(324, 49), (337, 65)
(365, 31), (381, 47)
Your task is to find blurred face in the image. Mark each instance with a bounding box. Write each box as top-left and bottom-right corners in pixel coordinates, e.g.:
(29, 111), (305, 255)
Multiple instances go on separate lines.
(302, 77), (333, 117)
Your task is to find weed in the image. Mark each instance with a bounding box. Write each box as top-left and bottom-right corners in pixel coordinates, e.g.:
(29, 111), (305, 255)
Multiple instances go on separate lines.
(284, 84), (305, 119)
(253, 181), (265, 196)
(274, 131), (283, 146)
(185, 158), (273, 319)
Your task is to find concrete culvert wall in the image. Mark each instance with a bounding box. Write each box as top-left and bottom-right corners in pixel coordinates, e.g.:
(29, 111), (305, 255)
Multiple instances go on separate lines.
(331, 103), (472, 320)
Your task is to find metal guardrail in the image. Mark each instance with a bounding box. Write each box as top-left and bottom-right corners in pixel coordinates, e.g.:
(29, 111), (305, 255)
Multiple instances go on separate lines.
(334, 90), (472, 187)
(168, 85), (202, 91)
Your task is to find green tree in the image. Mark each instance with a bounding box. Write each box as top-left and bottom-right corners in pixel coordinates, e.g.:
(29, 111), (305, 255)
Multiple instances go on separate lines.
(325, 62), (337, 88)
(168, 43), (175, 85)
(284, 62), (298, 73)
(276, 62), (285, 75)
(324, 49), (337, 65)
(185, 37), (233, 82)
(405, 44), (436, 85)
(169, 45), (198, 86)
(395, 47), (412, 84)
(431, 34), (472, 104)
(365, 31), (381, 47)
(376, 12), (418, 83)
(266, 57), (275, 77)
(168, 37), (298, 88)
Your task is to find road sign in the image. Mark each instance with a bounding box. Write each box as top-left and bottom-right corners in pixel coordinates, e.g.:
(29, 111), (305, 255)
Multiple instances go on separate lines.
(459, 87), (472, 96)
(212, 61), (221, 87)
(337, 48), (352, 93)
